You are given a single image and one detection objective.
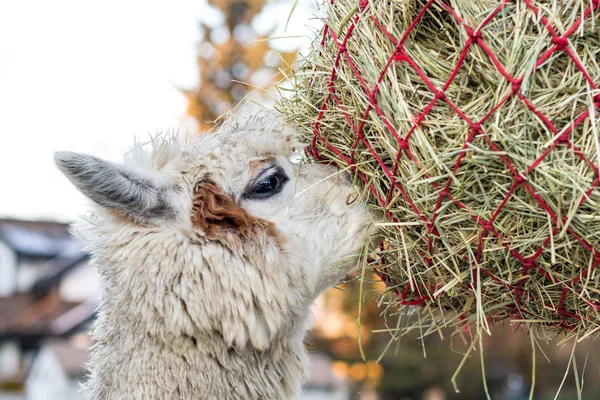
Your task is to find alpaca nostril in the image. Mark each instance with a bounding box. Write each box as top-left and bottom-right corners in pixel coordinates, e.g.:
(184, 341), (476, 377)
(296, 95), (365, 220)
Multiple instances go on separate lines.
(337, 169), (352, 185)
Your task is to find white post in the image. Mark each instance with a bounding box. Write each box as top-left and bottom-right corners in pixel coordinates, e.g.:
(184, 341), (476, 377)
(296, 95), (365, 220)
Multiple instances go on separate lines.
(0, 241), (17, 296)
(0, 340), (21, 377)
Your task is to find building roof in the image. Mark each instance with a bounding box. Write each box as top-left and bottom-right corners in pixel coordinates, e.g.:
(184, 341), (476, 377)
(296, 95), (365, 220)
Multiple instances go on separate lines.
(0, 219), (96, 346)
(32, 246), (88, 294)
(0, 217), (89, 294)
(0, 219), (74, 258)
(0, 292), (86, 342)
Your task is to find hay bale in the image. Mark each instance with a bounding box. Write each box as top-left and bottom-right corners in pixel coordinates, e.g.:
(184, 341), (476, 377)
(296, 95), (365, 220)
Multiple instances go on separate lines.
(278, 0), (600, 339)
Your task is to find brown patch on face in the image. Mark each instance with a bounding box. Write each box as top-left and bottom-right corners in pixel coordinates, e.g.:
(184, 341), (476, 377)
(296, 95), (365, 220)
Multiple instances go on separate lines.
(191, 181), (283, 244)
(248, 160), (267, 176)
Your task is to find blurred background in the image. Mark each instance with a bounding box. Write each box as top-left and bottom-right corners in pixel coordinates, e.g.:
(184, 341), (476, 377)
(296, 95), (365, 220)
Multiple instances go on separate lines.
(0, 1), (598, 399)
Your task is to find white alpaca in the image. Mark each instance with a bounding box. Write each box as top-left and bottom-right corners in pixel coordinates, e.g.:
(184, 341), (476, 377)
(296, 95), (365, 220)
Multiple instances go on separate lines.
(55, 115), (375, 399)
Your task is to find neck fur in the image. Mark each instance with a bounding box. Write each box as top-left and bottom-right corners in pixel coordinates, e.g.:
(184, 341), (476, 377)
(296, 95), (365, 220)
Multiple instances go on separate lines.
(77, 218), (312, 400)
(83, 309), (308, 399)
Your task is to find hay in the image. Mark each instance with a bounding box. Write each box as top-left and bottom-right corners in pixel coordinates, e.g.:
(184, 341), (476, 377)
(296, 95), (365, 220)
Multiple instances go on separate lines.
(277, 0), (600, 340)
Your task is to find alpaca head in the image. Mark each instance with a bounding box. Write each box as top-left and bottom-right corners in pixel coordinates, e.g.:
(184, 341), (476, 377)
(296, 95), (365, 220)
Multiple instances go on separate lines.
(55, 115), (375, 350)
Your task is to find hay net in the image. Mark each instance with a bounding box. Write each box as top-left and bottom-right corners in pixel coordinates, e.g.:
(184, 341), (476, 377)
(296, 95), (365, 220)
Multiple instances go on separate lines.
(279, 0), (600, 338)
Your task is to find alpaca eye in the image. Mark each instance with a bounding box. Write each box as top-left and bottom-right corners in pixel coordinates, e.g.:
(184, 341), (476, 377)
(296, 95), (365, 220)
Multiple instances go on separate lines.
(256, 175), (281, 193)
(247, 168), (288, 199)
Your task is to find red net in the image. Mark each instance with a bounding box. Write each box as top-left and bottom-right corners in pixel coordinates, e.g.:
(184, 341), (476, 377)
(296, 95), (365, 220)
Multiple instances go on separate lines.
(308, 0), (600, 331)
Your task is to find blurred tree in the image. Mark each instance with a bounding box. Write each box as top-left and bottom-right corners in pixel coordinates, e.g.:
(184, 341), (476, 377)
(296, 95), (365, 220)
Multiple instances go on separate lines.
(185, 0), (297, 131)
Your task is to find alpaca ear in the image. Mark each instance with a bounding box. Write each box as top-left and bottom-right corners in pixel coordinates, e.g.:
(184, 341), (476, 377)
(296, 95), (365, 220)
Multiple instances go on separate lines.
(54, 151), (172, 219)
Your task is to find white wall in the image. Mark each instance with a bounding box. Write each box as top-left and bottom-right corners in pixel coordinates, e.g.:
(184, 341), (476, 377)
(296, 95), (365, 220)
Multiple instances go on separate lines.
(26, 348), (70, 400)
(59, 263), (101, 303)
(0, 241), (17, 296)
(17, 260), (46, 293)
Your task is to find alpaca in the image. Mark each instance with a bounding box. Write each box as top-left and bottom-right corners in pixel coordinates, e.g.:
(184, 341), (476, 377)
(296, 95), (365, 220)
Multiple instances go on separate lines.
(54, 115), (375, 399)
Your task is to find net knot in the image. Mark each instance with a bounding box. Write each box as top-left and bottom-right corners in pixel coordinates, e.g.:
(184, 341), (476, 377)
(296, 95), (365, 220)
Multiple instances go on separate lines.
(428, 223), (440, 236)
(511, 78), (523, 93)
(440, 189), (451, 198)
(337, 44), (347, 54)
(594, 94), (600, 107)
(465, 27), (482, 42)
(522, 259), (535, 269)
(368, 92), (377, 104)
(398, 139), (409, 150)
(514, 174), (525, 184)
(471, 123), (482, 133)
(551, 37), (569, 49)
(359, 0), (369, 9)
(392, 48), (407, 62)
(434, 91), (446, 101)
(480, 221), (493, 231)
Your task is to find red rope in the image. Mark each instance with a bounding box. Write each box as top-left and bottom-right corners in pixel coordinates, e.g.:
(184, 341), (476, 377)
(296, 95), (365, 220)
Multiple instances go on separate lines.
(310, 0), (600, 330)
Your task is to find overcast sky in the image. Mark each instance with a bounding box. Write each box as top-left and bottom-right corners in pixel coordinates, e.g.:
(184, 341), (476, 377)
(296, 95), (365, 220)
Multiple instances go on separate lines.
(0, 0), (315, 222)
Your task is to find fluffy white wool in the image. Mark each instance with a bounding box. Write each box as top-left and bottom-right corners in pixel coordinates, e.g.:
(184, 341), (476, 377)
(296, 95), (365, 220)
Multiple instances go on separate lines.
(55, 114), (375, 399)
